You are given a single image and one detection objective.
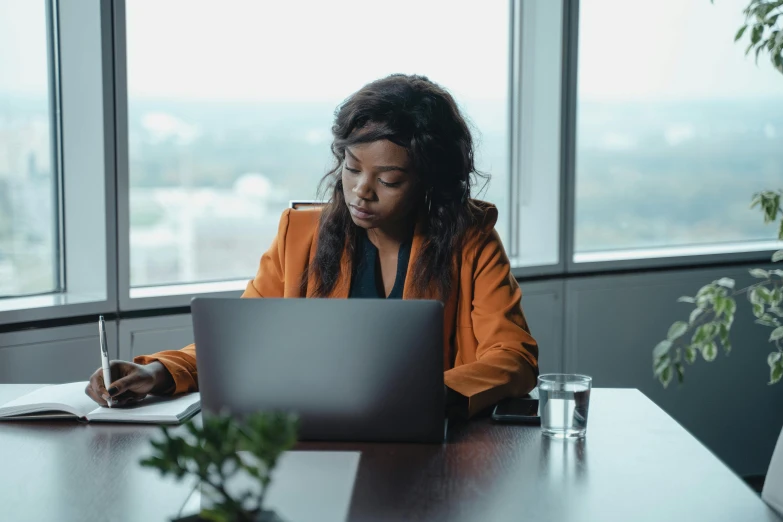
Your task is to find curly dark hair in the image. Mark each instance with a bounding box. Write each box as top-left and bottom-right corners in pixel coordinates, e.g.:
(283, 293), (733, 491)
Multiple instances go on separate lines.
(306, 74), (489, 300)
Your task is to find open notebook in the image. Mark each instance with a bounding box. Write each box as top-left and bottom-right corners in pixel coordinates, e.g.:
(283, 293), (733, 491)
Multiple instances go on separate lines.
(0, 381), (200, 424)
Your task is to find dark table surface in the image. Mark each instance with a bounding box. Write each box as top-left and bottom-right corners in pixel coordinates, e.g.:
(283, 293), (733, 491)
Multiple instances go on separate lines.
(1, 386), (779, 522)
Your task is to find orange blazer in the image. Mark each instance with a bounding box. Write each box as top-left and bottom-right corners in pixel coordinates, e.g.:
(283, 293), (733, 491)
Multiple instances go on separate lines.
(135, 201), (539, 417)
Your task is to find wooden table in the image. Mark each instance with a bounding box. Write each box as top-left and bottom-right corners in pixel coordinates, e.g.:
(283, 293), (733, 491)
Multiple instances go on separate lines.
(1, 386), (779, 522)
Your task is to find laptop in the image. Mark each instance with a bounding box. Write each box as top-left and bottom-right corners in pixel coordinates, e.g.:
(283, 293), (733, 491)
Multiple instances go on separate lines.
(191, 297), (446, 443)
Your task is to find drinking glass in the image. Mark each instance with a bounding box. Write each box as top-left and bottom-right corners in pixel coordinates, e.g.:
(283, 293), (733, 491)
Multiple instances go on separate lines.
(538, 374), (592, 439)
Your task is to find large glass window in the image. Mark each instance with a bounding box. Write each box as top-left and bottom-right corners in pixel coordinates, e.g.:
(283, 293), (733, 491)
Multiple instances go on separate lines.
(126, 0), (509, 287)
(575, 0), (783, 261)
(0, 0), (59, 297)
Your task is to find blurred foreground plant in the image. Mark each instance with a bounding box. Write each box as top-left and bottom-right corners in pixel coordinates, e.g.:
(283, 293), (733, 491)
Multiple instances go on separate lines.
(140, 411), (299, 522)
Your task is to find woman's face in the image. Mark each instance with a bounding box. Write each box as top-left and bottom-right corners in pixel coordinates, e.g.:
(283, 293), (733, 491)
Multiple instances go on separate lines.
(341, 139), (421, 232)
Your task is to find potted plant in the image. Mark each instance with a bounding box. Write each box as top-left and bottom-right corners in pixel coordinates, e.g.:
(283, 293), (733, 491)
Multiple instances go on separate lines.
(653, 0), (783, 386)
(140, 411), (299, 522)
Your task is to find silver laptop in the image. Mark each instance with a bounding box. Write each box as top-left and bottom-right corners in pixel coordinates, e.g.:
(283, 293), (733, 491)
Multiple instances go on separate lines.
(191, 297), (446, 443)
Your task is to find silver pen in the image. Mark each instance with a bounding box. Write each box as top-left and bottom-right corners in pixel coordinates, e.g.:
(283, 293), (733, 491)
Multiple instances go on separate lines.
(98, 315), (113, 408)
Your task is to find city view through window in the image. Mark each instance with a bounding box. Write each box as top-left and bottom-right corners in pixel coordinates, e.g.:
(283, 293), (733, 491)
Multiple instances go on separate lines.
(575, 0), (783, 255)
(1, 0), (782, 296)
(124, 0), (510, 287)
(0, 0), (57, 297)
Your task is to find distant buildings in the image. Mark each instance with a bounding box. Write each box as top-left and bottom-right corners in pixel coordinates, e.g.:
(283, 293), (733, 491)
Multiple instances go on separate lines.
(129, 174), (289, 287)
(0, 109), (55, 296)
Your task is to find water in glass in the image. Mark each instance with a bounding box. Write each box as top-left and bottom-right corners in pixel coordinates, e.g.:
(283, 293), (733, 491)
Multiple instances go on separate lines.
(539, 380), (591, 439)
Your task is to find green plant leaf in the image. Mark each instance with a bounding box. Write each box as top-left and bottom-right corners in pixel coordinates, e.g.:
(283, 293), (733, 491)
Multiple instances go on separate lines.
(714, 296), (727, 318)
(654, 355), (670, 377)
(678, 296), (695, 303)
(771, 326), (783, 342)
(726, 298), (737, 317)
(685, 344), (698, 364)
(736, 24), (749, 41)
(769, 352), (782, 367)
(772, 288), (783, 307)
(695, 284), (716, 308)
(653, 340), (672, 359)
(693, 322), (717, 345)
(771, 362), (783, 385)
(752, 24), (763, 45)
(719, 323), (731, 353)
(773, 250), (783, 262)
(667, 321), (688, 341)
(690, 307), (703, 324)
(716, 277), (736, 289)
(702, 342), (718, 362)
(675, 362), (685, 384)
(660, 365), (673, 388)
(750, 268), (770, 279)
(750, 288), (765, 307)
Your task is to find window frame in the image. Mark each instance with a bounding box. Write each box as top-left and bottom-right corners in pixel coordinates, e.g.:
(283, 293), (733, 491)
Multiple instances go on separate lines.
(113, 0), (245, 312)
(508, 0), (567, 278)
(561, 0), (783, 275)
(2, 0), (780, 328)
(0, 0), (117, 327)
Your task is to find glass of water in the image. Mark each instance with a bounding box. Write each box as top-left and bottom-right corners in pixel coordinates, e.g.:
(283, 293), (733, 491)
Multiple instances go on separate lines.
(538, 374), (592, 439)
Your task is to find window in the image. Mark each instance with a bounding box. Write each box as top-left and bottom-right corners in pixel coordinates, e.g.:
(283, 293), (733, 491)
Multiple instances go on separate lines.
(125, 0), (509, 287)
(0, 0), (59, 297)
(575, 0), (783, 262)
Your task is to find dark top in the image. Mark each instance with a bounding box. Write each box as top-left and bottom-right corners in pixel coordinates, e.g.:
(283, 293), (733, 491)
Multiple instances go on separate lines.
(347, 228), (467, 416)
(349, 230), (413, 299)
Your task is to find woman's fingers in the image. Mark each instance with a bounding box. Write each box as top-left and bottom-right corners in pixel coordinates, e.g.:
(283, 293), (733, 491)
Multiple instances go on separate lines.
(111, 392), (144, 407)
(85, 360), (156, 407)
(107, 367), (154, 399)
(85, 369), (110, 406)
(107, 374), (136, 398)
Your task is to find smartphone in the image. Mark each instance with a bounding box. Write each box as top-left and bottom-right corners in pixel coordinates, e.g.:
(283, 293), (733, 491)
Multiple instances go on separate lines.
(491, 389), (540, 424)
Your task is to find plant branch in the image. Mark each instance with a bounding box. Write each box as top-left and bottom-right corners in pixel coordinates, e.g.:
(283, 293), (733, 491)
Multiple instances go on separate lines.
(733, 279), (773, 296)
(202, 473), (244, 516)
(177, 481), (200, 518)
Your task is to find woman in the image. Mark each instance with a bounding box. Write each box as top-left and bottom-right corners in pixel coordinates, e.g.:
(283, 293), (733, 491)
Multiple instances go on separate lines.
(85, 74), (539, 419)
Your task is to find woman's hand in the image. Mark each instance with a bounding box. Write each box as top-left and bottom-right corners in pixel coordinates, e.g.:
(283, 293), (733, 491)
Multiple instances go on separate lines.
(84, 360), (174, 407)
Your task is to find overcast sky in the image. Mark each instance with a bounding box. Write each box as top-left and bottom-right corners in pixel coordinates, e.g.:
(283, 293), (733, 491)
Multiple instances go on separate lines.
(1, 0), (781, 103)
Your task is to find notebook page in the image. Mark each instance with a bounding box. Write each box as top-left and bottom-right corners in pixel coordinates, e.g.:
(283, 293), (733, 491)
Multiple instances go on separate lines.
(86, 392), (200, 424)
(0, 381), (95, 418)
